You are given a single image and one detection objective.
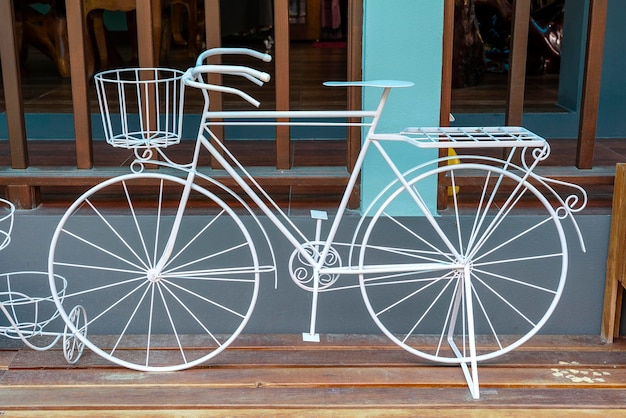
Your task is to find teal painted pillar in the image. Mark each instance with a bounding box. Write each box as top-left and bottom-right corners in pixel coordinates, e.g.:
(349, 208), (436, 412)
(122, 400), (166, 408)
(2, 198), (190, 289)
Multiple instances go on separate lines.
(597, 0), (626, 137)
(360, 0), (444, 214)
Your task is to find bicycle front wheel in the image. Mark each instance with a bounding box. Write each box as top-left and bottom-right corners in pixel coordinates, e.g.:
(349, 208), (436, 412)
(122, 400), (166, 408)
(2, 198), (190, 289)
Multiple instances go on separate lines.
(359, 163), (567, 364)
(49, 173), (260, 371)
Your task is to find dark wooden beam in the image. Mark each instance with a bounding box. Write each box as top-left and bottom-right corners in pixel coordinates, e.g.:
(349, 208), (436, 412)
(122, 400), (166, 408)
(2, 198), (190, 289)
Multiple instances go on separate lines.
(440, 0), (454, 128)
(347, 0), (363, 170)
(437, 0), (456, 210)
(346, 0), (363, 208)
(204, 0), (225, 168)
(576, 0), (608, 169)
(505, 0), (531, 126)
(0, 0), (29, 169)
(274, 0), (291, 170)
(66, 0), (94, 169)
(135, 0), (158, 68)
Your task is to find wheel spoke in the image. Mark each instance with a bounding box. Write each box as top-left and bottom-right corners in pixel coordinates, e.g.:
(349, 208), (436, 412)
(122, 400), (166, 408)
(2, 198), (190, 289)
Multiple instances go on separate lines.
(165, 242), (250, 275)
(463, 170), (498, 257)
(162, 278), (247, 319)
(109, 282), (153, 357)
(381, 212), (456, 263)
(401, 276), (457, 344)
(122, 180), (154, 270)
(155, 283), (188, 365)
(59, 228), (148, 273)
(467, 177), (531, 261)
(159, 281), (222, 346)
(469, 278), (503, 351)
(471, 273), (538, 327)
(472, 215), (556, 264)
(60, 275), (147, 300)
(363, 242), (455, 264)
(472, 266), (559, 295)
(84, 198), (151, 270)
(163, 209), (226, 272)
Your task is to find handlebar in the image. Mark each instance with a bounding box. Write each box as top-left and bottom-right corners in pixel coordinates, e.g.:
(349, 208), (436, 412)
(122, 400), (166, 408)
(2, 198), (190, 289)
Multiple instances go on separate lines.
(195, 48), (272, 67)
(189, 64), (271, 85)
(185, 48), (273, 108)
(185, 48), (415, 108)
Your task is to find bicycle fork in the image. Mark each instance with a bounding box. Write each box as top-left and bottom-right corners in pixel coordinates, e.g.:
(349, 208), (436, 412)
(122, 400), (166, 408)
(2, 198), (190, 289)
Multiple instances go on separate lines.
(151, 168), (197, 279)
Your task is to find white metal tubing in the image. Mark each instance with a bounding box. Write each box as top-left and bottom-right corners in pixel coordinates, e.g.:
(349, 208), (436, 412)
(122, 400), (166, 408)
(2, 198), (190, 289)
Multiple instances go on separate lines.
(369, 139), (463, 261)
(202, 110), (377, 120)
(195, 48), (272, 66)
(196, 134), (320, 266)
(320, 262), (464, 276)
(308, 87), (395, 271)
(190, 65), (271, 83)
(74, 45), (583, 387)
(153, 170), (196, 274)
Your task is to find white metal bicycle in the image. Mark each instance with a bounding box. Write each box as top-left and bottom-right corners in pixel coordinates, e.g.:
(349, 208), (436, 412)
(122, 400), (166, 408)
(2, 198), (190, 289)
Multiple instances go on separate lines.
(48, 48), (586, 398)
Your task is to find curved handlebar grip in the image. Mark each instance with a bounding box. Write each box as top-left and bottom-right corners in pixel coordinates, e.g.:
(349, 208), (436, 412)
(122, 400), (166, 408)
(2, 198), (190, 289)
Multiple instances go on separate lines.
(190, 64), (271, 85)
(183, 72), (261, 108)
(196, 48), (273, 66)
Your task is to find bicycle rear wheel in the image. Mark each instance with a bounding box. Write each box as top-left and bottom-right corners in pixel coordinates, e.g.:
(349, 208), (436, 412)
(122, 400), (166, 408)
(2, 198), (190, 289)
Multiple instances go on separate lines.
(49, 173), (260, 371)
(358, 163), (567, 363)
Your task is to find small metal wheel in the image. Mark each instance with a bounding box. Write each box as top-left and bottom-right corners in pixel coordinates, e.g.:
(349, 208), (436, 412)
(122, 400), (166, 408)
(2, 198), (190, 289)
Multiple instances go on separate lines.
(63, 305), (87, 364)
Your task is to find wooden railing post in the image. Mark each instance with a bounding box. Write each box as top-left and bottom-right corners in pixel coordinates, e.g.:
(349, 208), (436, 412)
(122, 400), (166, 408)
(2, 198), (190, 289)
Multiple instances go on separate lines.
(0, 0), (41, 208)
(0, 0), (28, 170)
(440, 0), (454, 128)
(505, 0), (530, 127)
(602, 163), (626, 342)
(66, 0), (94, 170)
(346, 0), (363, 208)
(576, 0), (608, 169)
(203, 0), (225, 169)
(274, 0), (291, 170)
(437, 0), (456, 211)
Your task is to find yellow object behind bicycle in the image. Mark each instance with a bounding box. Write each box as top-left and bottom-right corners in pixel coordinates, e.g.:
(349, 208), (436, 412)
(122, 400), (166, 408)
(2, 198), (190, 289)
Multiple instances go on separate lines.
(448, 148), (460, 196)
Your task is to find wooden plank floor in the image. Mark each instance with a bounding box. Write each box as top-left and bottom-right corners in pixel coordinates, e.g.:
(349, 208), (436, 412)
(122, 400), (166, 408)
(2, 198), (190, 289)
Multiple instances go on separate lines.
(1, 334), (626, 415)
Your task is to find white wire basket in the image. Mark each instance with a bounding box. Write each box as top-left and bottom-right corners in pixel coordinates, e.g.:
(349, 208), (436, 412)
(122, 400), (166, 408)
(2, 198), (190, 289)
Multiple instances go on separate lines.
(0, 272), (67, 339)
(0, 198), (15, 252)
(95, 68), (185, 149)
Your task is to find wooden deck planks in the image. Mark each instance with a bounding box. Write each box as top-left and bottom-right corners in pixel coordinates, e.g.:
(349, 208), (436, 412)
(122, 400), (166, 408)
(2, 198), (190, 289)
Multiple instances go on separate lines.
(2, 387), (626, 413)
(1, 334), (626, 413)
(1, 365), (624, 389)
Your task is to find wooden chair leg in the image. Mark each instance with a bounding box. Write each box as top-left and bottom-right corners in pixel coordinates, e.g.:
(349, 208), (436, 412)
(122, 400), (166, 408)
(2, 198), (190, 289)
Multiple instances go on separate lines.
(171, 3), (186, 45)
(19, 5), (71, 78)
(90, 11), (109, 68)
(601, 163), (626, 342)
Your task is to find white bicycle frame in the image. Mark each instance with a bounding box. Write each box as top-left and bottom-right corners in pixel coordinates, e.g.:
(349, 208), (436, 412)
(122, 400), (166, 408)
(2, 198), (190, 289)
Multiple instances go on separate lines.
(120, 48), (587, 399)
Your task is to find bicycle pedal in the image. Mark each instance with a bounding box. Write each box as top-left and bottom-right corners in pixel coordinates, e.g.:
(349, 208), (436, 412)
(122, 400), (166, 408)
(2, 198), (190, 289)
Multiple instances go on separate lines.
(302, 332), (320, 342)
(310, 210), (328, 220)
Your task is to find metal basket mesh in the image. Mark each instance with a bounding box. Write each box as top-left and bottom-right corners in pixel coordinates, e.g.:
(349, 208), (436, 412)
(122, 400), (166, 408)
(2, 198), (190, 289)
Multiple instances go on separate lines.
(95, 68), (185, 148)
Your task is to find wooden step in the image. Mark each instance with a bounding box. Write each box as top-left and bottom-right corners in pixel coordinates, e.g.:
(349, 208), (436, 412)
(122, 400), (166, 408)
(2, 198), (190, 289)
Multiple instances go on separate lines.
(1, 334), (625, 414)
